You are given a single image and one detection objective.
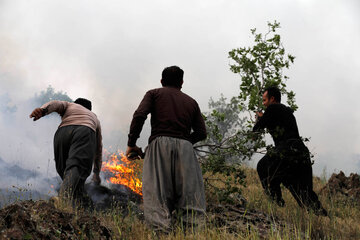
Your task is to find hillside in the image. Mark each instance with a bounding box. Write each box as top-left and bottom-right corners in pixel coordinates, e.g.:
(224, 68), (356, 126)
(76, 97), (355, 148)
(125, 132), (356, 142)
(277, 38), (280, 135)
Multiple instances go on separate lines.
(0, 167), (359, 239)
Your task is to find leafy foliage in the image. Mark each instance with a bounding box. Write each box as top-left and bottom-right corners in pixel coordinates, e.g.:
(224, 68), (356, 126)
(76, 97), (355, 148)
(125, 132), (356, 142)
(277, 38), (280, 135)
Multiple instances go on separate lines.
(33, 85), (73, 105)
(197, 21), (297, 204)
(229, 20), (297, 111)
(196, 96), (264, 203)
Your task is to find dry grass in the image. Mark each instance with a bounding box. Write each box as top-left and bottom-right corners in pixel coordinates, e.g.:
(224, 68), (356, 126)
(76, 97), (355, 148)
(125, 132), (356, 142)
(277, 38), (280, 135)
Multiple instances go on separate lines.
(240, 167), (360, 239)
(57, 167), (360, 239)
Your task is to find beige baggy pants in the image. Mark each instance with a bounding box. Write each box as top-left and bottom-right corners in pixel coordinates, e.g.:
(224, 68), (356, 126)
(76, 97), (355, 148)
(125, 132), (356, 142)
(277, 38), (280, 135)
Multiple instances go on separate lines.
(142, 136), (206, 231)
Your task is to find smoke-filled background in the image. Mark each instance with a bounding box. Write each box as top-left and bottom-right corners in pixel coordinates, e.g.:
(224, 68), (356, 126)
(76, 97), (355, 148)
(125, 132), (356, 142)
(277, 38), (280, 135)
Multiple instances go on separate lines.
(0, 0), (359, 198)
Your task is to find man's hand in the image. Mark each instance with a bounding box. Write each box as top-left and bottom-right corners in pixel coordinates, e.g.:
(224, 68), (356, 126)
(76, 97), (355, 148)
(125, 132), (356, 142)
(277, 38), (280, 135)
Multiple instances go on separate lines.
(92, 173), (101, 185)
(126, 145), (143, 159)
(255, 111), (263, 121)
(29, 108), (43, 121)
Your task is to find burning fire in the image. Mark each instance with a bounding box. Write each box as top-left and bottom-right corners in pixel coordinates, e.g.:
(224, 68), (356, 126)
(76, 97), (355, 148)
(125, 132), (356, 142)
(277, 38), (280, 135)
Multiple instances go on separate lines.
(101, 151), (143, 196)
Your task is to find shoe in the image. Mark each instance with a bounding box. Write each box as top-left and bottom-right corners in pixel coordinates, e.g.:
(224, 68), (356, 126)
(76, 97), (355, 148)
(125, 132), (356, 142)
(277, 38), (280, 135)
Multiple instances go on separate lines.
(313, 207), (328, 217)
(275, 198), (285, 207)
(49, 196), (60, 206)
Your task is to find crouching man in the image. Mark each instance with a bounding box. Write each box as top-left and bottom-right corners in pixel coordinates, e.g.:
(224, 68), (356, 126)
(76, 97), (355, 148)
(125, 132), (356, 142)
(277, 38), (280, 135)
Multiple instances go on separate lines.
(30, 98), (102, 207)
(253, 86), (327, 216)
(126, 66), (207, 232)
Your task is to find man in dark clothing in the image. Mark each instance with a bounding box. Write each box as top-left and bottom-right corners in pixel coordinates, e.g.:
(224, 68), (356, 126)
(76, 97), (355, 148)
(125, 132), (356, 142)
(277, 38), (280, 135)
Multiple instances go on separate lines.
(126, 66), (207, 231)
(254, 86), (327, 216)
(30, 98), (102, 206)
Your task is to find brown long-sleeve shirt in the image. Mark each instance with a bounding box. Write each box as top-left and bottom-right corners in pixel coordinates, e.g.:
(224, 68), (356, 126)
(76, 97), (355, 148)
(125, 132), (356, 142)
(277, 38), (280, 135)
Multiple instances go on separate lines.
(128, 87), (207, 147)
(41, 100), (103, 174)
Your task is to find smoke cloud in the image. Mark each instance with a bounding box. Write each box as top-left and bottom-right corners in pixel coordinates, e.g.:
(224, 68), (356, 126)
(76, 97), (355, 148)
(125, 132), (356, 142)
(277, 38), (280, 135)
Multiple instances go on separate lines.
(0, 94), (61, 206)
(0, 0), (359, 202)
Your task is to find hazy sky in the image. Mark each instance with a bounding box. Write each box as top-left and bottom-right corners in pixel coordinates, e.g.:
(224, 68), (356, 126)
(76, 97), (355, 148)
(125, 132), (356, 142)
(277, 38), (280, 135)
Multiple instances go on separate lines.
(0, 0), (359, 177)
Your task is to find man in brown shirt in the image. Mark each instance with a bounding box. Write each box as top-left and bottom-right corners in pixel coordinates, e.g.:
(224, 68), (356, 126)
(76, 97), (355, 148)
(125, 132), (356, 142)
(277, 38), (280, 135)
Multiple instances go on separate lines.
(126, 66), (207, 231)
(30, 98), (102, 206)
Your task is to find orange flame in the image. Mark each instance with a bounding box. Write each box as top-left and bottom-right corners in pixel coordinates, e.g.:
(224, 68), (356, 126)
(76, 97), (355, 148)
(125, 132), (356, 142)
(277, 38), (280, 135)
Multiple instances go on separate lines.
(101, 151), (142, 196)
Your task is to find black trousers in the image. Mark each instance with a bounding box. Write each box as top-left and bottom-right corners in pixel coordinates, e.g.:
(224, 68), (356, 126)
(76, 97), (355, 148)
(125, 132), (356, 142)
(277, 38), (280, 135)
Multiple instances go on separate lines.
(54, 125), (96, 202)
(257, 140), (324, 212)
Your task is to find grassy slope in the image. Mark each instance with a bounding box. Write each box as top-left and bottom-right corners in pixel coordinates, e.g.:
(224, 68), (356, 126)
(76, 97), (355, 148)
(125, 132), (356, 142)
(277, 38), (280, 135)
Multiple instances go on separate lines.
(97, 166), (360, 240)
(3, 166), (357, 239)
(243, 168), (360, 239)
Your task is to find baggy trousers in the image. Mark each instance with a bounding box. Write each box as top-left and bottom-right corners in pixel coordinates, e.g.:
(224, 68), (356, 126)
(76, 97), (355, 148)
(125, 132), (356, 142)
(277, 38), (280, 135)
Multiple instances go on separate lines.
(142, 136), (206, 231)
(257, 140), (324, 212)
(54, 125), (96, 202)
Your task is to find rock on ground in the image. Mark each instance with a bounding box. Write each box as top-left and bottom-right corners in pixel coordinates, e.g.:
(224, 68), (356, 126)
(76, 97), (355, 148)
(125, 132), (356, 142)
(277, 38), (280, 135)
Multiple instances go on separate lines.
(320, 171), (360, 200)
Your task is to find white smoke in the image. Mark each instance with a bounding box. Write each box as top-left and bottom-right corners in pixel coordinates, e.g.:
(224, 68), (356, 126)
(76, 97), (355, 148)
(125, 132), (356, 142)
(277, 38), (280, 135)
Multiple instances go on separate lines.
(0, 0), (360, 188)
(0, 93), (61, 206)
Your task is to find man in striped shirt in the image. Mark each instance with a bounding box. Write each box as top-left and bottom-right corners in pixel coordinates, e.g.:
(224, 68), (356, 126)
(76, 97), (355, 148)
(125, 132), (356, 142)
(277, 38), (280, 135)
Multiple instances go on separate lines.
(30, 98), (102, 206)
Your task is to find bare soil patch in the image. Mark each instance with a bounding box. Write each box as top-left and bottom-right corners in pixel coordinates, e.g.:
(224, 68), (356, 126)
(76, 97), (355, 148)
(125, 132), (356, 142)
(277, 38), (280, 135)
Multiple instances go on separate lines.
(0, 200), (112, 239)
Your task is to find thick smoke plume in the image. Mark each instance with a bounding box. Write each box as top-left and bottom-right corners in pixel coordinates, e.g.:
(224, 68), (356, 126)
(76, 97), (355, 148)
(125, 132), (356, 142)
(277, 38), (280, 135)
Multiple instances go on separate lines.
(0, 91), (63, 206)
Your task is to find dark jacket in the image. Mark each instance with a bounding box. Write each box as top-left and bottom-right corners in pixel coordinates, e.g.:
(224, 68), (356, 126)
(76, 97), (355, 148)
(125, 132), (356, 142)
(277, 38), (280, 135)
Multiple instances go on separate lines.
(253, 103), (301, 147)
(128, 86), (207, 147)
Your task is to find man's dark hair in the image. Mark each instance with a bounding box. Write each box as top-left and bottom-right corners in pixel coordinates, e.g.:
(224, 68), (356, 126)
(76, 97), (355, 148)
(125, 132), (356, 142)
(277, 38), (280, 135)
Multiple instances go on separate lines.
(264, 86), (281, 103)
(74, 98), (92, 111)
(161, 66), (184, 88)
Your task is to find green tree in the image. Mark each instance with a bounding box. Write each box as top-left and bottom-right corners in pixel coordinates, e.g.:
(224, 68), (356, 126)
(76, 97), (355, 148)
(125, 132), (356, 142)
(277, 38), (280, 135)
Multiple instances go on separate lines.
(197, 21), (297, 204)
(33, 85), (73, 105)
(229, 20), (296, 112)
